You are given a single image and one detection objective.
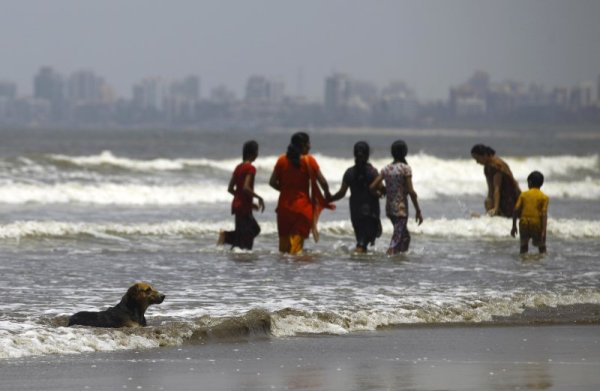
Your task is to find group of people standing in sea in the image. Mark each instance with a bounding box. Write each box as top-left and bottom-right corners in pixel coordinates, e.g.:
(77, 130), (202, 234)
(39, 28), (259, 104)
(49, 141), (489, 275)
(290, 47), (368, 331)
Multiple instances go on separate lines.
(218, 132), (549, 256)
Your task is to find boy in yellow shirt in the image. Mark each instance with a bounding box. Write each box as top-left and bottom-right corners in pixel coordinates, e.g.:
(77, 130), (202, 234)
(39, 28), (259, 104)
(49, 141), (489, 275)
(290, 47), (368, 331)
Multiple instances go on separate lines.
(511, 171), (549, 253)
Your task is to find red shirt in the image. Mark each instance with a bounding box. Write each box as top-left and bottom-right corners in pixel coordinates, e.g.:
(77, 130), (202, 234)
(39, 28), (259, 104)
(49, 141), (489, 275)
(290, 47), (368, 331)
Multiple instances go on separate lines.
(231, 162), (256, 216)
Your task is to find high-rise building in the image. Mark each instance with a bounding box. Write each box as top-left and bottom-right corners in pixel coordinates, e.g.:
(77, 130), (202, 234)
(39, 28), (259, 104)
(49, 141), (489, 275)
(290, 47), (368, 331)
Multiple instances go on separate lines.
(170, 76), (200, 101)
(34, 67), (64, 102)
(324, 73), (351, 112)
(210, 85), (236, 103)
(0, 81), (17, 99)
(68, 70), (104, 103)
(245, 76), (268, 103)
(267, 79), (285, 103)
(132, 77), (165, 110)
(245, 76), (284, 104)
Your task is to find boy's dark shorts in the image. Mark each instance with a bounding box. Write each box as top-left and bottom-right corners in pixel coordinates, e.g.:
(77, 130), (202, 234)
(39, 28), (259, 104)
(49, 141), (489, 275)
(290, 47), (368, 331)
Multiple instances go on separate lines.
(519, 221), (543, 246)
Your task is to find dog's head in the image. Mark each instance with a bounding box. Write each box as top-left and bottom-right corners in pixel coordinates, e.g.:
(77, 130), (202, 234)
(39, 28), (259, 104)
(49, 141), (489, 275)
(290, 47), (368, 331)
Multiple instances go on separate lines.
(126, 282), (166, 311)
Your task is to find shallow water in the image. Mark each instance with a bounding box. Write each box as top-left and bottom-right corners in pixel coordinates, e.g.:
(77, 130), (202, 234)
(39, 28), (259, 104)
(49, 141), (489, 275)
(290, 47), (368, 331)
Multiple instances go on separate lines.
(0, 127), (599, 359)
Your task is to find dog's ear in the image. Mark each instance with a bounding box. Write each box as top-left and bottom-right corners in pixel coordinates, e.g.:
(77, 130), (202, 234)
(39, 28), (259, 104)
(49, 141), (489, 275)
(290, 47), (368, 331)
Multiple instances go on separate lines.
(127, 283), (140, 297)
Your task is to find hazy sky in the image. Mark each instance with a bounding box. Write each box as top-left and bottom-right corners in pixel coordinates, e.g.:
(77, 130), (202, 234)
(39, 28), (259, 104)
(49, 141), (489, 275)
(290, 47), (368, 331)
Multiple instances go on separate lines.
(2, 0), (600, 100)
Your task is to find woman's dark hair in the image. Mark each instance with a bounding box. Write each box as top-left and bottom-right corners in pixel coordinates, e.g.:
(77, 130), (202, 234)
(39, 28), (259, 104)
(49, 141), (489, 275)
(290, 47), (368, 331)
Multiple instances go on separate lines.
(354, 141), (370, 165)
(391, 140), (408, 164)
(354, 141), (370, 183)
(527, 171), (544, 188)
(286, 132), (310, 168)
(471, 144), (496, 156)
(242, 140), (259, 160)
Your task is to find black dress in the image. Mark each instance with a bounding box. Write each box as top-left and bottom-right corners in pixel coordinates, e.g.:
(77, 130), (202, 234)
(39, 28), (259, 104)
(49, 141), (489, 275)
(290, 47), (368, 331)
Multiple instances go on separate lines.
(343, 163), (382, 249)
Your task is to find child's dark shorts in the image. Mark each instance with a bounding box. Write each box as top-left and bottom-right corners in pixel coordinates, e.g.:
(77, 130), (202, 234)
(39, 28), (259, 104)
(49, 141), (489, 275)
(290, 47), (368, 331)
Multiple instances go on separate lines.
(519, 220), (543, 246)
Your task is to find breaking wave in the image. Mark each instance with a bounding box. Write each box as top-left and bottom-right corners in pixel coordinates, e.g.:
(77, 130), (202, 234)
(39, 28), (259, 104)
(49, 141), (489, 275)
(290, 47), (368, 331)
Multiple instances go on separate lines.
(1, 217), (598, 241)
(0, 152), (598, 204)
(2, 291), (599, 359)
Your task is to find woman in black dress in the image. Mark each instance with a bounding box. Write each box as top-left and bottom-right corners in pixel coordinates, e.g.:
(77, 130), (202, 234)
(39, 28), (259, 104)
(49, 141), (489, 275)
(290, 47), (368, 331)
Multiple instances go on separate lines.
(329, 141), (382, 253)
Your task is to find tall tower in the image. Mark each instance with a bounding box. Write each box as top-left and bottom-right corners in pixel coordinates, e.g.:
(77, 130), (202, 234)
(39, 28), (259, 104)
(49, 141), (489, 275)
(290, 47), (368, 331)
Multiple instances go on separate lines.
(0, 81), (17, 99)
(34, 67), (64, 102)
(324, 73), (351, 113)
(68, 70), (103, 103)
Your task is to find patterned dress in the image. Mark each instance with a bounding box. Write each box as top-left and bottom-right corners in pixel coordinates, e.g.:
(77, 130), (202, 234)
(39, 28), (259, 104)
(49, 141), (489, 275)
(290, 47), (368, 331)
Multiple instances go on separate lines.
(381, 162), (412, 253)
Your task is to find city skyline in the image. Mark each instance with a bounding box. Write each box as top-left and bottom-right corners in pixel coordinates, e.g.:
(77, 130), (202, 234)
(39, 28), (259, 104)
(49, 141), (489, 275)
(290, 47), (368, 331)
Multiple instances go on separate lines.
(2, 64), (598, 130)
(1, 0), (600, 100)
(2, 64), (599, 104)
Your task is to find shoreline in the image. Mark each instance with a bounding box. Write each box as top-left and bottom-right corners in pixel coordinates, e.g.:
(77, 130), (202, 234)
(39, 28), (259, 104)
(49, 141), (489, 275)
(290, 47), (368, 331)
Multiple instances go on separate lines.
(2, 324), (599, 390)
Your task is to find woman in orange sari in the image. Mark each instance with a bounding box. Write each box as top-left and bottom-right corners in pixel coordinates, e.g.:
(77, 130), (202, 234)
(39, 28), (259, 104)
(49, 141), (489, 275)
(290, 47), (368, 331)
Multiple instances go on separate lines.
(269, 132), (332, 254)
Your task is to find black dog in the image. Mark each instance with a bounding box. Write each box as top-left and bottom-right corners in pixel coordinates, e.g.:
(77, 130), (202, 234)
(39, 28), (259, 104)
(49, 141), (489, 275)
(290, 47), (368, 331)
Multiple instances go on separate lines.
(68, 282), (165, 328)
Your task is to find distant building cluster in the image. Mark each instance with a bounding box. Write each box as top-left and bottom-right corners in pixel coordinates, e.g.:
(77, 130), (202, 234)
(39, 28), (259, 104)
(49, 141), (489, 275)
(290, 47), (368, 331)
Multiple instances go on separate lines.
(448, 71), (600, 125)
(1, 67), (599, 130)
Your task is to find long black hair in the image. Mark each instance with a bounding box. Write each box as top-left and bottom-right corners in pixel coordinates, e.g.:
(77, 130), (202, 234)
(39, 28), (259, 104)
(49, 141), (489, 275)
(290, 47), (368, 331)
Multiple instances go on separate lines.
(391, 140), (408, 164)
(354, 141), (370, 183)
(286, 132), (309, 168)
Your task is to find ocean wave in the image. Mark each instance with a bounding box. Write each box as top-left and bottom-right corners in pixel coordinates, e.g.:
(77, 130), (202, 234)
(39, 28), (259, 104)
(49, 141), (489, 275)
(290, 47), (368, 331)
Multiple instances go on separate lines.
(9, 151), (597, 187)
(1, 217), (598, 241)
(43, 151), (599, 177)
(2, 291), (599, 359)
(0, 176), (598, 206)
(0, 151), (598, 203)
(47, 150), (241, 173)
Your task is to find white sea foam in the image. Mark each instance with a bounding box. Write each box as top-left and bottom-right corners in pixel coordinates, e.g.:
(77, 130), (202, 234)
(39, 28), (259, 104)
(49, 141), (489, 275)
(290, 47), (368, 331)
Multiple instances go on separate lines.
(46, 151), (600, 179)
(0, 217), (597, 240)
(0, 177), (598, 206)
(49, 150), (240, 172)
(270, 290), (600, 337)
(0, 152), (597, 204)
(0, 182), (235, 205)
(1, 289), (598, 359)
(0, 323), (184, 359)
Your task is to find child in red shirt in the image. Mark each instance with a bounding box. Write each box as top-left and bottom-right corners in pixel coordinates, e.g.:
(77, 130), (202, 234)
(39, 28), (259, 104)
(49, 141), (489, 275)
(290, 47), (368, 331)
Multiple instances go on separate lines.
(218, 140), (264, 250)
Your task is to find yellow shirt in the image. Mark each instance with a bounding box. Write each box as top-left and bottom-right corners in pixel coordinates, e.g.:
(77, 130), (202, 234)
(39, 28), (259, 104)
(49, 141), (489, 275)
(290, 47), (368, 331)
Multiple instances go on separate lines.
(514, 188), (549, 226)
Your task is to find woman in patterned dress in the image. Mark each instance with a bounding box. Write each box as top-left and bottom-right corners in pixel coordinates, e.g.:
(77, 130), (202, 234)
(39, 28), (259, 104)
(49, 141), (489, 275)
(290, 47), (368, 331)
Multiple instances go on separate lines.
(370, 140), (423, 255)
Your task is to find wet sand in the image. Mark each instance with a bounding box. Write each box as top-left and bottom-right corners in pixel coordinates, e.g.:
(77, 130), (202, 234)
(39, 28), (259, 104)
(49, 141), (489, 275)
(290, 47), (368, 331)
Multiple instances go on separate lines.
(1, 325), (599, 391)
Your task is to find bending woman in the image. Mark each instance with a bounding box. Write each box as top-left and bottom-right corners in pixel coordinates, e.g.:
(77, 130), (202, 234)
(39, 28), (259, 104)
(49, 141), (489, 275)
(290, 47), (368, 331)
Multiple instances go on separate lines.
(269, 132), (332, 254)
(471, 144), (521, 217)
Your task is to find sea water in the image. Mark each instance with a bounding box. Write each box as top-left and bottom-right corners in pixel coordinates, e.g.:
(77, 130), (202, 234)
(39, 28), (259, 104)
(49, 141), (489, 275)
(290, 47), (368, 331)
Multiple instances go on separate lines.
(0, 127), (598, 359)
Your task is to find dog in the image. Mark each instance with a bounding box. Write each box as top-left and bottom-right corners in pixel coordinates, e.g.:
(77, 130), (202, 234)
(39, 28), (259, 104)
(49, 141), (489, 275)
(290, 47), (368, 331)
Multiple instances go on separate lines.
(68, 282), (165, 328)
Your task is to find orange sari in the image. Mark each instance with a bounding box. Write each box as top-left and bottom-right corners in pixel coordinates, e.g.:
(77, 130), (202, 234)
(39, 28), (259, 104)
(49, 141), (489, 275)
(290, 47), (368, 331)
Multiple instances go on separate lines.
(273, 154), (334, 240)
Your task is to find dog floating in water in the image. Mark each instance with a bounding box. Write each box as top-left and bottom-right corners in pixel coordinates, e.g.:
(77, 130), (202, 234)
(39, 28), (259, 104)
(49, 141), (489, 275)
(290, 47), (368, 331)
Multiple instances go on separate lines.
(68, 282), (165, 328)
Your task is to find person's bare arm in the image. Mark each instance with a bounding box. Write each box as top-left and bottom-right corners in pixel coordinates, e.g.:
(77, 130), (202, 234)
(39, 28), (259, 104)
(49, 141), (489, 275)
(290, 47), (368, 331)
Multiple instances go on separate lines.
(243, 173), (264, 212)
(269, 169), (280, 191)
(406, 176), (423, 225)
(490, 171), (502, 216)
(227, 175), (236, 196)
(511, 208), (520, 237)
(316, 170), (331, 199)
(328, 181), (349, 202)
(541, 213), (547, 243)
(369, 174), (385, 197)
